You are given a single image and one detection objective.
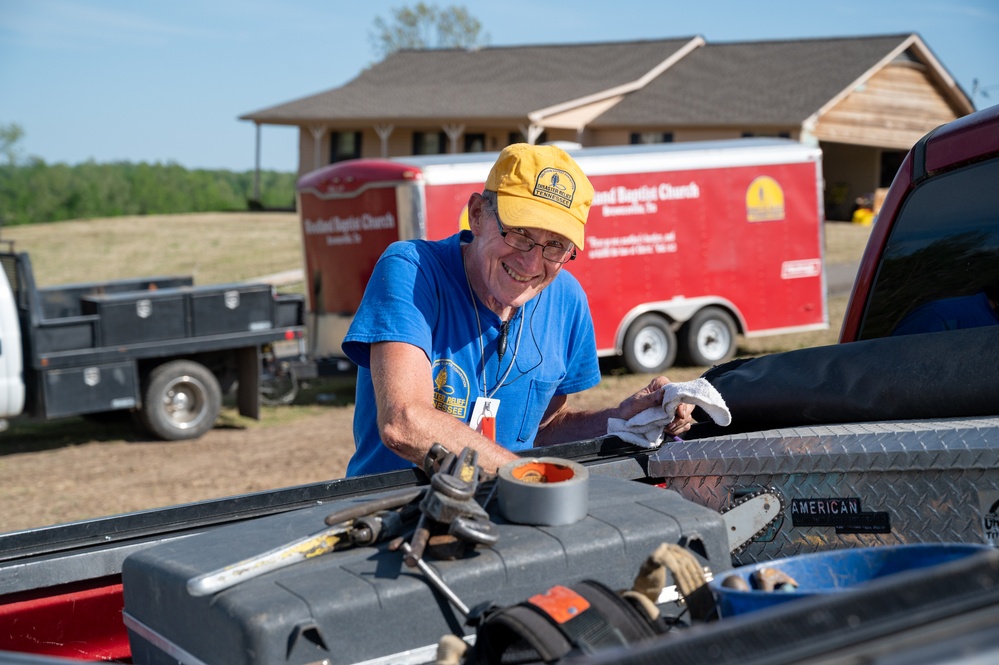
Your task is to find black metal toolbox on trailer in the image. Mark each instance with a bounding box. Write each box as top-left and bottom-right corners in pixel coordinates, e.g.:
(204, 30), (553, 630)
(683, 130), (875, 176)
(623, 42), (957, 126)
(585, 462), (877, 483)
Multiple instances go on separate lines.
(80, 282), (280, 346)
(0, 250), (306, 439)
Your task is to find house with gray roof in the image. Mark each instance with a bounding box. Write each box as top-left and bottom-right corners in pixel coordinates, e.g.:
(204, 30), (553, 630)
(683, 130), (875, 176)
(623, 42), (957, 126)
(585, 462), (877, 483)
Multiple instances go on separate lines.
(241, 33), (973, 220)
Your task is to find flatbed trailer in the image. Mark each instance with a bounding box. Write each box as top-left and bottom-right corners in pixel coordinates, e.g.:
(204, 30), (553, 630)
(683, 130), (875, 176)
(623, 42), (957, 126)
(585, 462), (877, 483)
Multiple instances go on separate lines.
(0, 250), (306, 440)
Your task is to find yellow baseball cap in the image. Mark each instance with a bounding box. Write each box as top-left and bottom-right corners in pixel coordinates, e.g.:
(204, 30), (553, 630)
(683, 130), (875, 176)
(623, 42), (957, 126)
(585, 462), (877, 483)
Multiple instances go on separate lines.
(485, 143), (593, 250)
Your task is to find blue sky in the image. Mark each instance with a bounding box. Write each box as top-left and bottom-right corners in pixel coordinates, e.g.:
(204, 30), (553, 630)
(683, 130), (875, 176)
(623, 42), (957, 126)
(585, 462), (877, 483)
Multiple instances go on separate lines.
(2, 0), (997, 172)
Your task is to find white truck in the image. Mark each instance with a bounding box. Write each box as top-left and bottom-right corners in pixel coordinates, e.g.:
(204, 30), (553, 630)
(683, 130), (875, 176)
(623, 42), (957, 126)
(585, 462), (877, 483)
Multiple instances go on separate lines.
(0, 247), (306, 440)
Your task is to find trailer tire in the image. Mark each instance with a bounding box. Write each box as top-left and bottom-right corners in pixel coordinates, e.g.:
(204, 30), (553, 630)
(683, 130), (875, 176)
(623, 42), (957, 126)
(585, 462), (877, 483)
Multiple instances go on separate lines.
(680, 307), (738, 367)
(622, 314), (677, 374)
(140, 360), (222, 441)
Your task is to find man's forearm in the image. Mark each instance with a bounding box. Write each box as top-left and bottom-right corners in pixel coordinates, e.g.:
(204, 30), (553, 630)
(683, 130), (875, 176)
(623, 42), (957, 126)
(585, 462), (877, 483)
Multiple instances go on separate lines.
(379, 403), (519, 473)
(532, 406), (614, 447)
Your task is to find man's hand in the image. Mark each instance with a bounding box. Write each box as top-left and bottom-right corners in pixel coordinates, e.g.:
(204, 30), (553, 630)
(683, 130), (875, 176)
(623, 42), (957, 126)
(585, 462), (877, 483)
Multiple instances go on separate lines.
(615, 376), (694, 436)
(535, 376), (696, 447)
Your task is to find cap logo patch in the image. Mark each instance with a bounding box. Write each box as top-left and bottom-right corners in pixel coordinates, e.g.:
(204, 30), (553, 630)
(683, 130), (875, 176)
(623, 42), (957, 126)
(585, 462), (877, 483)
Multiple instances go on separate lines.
(533, 168), (575, 209)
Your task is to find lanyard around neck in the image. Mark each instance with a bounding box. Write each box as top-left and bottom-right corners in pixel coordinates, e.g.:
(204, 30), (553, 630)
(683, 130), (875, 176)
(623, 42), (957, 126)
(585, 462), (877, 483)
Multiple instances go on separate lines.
(462, 251), (522, 398)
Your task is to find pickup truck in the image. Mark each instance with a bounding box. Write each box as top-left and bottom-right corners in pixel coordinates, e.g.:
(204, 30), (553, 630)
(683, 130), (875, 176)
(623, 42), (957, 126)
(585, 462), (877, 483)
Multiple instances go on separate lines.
(0, 105), (996, 664)
(0, 248), (306, 440)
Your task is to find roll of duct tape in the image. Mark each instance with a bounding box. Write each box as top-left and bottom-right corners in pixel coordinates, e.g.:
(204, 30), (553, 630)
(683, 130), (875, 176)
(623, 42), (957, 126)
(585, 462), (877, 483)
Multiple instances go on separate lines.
(497, 457), (589, 526)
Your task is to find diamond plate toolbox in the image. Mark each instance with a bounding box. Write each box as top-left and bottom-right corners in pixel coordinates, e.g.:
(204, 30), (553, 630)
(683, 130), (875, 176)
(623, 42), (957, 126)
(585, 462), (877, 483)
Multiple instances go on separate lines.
(648, 416), (999, 564)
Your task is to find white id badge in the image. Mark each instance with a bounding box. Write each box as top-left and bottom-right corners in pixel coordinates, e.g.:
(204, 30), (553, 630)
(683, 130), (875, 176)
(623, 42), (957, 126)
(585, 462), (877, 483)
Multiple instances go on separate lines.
(469, 397), (500, 433)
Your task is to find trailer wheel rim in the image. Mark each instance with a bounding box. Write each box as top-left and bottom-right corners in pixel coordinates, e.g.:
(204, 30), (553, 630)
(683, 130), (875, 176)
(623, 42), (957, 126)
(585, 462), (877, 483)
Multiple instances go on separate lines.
(633, 327), (670, 369)
(696, 320), (734, 363)
(160, 375), (209, 430)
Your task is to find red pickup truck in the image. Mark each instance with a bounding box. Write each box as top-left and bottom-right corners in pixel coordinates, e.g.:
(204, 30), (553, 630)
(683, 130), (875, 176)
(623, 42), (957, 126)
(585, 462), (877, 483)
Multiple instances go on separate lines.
(0, 106), (997, 664)
(841, 103), (999, 343)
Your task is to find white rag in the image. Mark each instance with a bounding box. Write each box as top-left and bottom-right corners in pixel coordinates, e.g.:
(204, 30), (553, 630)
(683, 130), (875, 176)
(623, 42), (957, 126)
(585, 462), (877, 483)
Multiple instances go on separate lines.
(606, 378), (731, 449)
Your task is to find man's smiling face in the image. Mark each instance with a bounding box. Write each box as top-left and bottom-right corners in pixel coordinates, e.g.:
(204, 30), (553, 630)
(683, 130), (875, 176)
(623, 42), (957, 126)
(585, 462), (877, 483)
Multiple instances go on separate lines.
(465, 193), (570, 314)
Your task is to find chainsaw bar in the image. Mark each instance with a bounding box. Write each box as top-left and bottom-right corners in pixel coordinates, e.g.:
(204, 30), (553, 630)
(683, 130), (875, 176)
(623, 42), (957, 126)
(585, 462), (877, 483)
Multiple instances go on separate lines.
(719, 486), (785, 555)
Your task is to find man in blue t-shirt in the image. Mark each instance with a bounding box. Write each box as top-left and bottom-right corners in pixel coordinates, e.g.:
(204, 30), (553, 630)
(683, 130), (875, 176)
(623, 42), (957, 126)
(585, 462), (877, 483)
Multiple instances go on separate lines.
(342, 144), (692, 477)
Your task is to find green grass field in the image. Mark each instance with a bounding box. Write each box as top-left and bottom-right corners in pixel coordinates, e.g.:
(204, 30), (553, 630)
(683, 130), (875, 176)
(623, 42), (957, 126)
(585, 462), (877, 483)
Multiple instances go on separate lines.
(2, 212), (303, 287)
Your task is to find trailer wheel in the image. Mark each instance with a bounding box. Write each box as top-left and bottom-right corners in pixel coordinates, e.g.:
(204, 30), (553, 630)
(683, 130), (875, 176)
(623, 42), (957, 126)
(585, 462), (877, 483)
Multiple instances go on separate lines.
(140, 360), (222, 441)
(680, 307), (738, 367)
(622, 314), (677, 374)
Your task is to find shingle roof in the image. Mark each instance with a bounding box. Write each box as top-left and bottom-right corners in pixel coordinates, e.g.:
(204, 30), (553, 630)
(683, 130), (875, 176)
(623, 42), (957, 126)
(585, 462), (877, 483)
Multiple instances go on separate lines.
(591, 34), (913, 127)
(241, 33), (969, 130)
(240, 38), (697, 124)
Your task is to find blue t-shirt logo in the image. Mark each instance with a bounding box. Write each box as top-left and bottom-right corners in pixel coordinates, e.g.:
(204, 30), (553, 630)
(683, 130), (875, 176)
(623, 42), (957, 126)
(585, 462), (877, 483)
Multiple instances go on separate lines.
(432, 358), (471, 419)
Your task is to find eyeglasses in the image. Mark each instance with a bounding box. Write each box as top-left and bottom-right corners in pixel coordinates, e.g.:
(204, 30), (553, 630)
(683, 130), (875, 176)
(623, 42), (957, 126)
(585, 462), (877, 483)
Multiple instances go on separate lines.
(492, 208), (576, 264)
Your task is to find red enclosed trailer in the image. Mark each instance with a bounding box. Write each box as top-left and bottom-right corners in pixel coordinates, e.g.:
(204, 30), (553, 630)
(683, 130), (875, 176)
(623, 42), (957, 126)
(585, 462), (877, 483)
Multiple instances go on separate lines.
(297, 139), (827, 372)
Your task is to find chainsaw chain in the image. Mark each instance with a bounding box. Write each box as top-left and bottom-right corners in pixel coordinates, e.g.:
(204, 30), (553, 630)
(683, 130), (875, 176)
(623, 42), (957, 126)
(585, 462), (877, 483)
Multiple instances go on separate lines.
(718, 486), (785, 555)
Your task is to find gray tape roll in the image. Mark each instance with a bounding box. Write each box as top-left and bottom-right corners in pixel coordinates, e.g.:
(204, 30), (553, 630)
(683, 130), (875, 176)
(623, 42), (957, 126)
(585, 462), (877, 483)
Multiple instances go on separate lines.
(497, 457), (589, 526)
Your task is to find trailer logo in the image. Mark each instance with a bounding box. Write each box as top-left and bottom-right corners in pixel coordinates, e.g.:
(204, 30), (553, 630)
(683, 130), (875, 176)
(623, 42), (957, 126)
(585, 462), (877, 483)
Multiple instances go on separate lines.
(746, 176), (786, 222)
(534, 168), (575, 209)
(136, 299), (152, 319)
(432, 359), (470, 419)
(83, 367), (100, 387)
(224, 290), (240, 310)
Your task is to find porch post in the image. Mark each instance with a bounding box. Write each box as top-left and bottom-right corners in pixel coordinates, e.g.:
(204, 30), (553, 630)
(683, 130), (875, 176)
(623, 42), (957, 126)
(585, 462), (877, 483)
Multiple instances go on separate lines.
(442, 124), (465, 153)
(253, 123), (261, 201)
(517, 124), (546, 144)
(374, 124), (394, 157)
(309, 125), (327, 171)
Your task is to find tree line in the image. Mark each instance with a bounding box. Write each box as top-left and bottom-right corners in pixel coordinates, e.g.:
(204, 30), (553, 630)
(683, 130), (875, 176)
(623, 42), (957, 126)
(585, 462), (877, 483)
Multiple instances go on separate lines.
(0, 4), (485, 227)
(0, 158), (297, 227)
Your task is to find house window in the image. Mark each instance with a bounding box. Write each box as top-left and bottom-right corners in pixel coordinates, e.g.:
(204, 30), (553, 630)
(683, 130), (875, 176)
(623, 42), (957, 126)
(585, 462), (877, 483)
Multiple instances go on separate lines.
(742, 131), (791, 139)
(630, 132), (673, 144)
(507, 130), (547, 146)
(331, 131), (361, 163)
(413, 132), (446, 155)
(464, 133), (486, 153)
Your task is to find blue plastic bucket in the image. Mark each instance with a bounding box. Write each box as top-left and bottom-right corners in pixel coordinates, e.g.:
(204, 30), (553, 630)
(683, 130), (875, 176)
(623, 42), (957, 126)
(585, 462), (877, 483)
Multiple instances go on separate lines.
(710, 543), (993, 618)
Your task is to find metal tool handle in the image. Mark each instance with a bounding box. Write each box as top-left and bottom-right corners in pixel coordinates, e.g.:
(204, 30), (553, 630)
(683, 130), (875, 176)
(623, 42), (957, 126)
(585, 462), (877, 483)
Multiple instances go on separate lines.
(188, 488), (426, 597)
(399, 541), (470, 617)
(186, 523), (351, 597)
